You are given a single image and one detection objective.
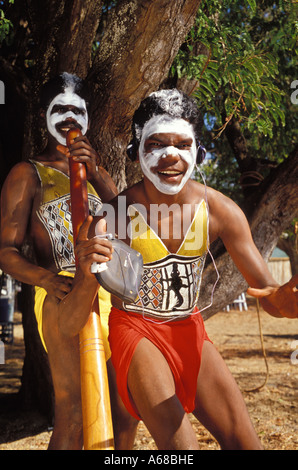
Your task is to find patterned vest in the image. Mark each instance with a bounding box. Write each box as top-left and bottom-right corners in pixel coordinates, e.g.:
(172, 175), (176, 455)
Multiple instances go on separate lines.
(124, 200), (209, 319)
(30, 160), (102, 272)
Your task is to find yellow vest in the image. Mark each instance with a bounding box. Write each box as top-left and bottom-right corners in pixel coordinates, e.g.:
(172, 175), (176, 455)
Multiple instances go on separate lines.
(30, 159), (101, 272)
(124, 200), (209, 319)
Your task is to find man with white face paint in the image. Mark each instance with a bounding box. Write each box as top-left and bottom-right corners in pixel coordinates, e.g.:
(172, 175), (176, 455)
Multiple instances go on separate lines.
(0, 72), (139, 449)
(71, 88), (297, 450)
(138, 114), (197, 195)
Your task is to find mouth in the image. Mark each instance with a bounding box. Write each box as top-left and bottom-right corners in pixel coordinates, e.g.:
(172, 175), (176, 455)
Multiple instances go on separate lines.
(56, 122), (81, 135)
(157, 169), (184, 181)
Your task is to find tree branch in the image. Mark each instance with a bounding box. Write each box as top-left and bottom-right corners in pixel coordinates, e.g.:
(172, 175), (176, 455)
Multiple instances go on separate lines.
(200, 146), (298, 320)
(87, 0), (202, 189)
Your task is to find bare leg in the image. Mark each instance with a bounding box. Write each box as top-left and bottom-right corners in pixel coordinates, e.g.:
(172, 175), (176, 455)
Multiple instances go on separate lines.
(43, 295), (139, 450)
(107, 359), (139, 450)
(193, 341), (263, 450)
(128, 338), (199, 450)
(42, 295), (83, 450)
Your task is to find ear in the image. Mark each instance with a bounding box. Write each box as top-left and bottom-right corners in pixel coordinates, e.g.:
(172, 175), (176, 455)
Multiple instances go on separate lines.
(126, 141), (138, 161)
(196, 141), (207, 164)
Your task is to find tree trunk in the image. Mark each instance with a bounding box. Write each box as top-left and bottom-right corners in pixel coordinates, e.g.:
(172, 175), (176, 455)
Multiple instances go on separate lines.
(224, 117), (266, 197)
(200, 145), (298, 320)
(277, 237), (298, 277)
(24, 0), (105, 159)
(87, 0), (202, 190)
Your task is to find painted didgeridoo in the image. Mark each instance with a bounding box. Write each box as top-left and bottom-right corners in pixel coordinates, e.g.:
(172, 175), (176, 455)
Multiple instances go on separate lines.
(67, 128), (114, 450)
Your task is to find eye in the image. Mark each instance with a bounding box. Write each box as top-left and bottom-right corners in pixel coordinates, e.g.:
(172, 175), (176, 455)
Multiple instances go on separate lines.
(178, 144), (191, 150)
(151, 142), (163, 147)
(145, 141), (164, 152)
(73, 108), (85, 116)
(56, 106), (67, 114)
(177, 140), (192, 149)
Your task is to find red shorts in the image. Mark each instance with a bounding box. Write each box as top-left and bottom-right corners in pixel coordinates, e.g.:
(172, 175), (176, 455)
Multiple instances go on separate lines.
(108, 307), (212, 420)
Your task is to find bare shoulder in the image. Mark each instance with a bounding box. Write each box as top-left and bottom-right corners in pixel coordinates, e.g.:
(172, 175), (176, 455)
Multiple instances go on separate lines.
(115, 181), (144, 206)
(205, 185), (248, 242)
(207, 185), (240, 212)
(1, 160), (40, 206)
(3, 160), (38, 187)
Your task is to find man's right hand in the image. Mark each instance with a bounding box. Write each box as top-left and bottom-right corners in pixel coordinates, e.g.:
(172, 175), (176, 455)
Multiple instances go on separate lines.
(43, 272), (73, 300)
(74, 216), (113, 280)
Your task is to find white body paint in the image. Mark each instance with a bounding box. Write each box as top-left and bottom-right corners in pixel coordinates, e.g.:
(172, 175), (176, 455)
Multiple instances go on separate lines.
(139, 115), (197, 195)
(46, 87), (88, 146)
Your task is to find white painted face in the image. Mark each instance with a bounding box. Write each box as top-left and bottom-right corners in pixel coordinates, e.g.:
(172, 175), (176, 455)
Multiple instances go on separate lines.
(139, 115), (197, 195)
(46, 87), (88, 145)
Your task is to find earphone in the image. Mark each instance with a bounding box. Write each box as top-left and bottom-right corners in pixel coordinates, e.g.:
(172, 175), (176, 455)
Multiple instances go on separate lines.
(127, 138), (206, 164)
(196, 141), (206, 164)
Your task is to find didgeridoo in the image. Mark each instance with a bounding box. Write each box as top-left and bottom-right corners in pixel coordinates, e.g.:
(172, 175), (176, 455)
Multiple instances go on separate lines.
(67, 128), (114, 450)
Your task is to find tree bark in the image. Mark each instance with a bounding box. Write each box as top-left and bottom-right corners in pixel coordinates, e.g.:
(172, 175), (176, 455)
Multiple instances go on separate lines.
(87, 0), (202, 190)
(24, 0), (105, 159)
(277, 237), (298, 277)
(200, 145), (298, 320)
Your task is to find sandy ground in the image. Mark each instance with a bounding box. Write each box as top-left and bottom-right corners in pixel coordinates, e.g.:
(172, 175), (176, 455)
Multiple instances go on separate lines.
(0, 301), (297, 451)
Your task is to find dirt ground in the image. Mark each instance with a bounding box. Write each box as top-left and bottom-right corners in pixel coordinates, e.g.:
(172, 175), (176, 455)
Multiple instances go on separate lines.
(0, 300), (297, 451)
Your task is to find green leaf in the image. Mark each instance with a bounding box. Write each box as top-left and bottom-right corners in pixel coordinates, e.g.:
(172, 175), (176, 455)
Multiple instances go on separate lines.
(246, 0), (257, 14)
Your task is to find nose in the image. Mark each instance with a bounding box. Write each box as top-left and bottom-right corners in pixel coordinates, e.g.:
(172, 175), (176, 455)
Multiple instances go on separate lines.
(161, 146), (180, 161)
(61, 114), (78, 126)
(64, 114), (76, 121)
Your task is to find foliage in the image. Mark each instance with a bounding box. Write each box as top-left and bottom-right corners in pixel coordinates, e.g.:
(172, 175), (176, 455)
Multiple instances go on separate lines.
(174, 0), (297, 139)
(195, 151), (244, 203)
(0, 0), (14, 44)
(172, 0), (298, 199)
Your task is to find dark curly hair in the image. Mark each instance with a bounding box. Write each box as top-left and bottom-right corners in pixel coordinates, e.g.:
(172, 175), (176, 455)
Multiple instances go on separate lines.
(132, 89), (203, 144)
(39, 72), (91, 110)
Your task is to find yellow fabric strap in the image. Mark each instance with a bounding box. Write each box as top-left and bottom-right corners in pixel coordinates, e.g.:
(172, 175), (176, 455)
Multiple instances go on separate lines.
(34, 271), (111, 359)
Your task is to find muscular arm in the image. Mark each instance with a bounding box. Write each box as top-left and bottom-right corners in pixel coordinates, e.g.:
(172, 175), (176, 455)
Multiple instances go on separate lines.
(219, 199), (278, 289)
(56, 217), (113, 336)
(209, 191), (285, 317)
(0, 163), (72, 299)
(89, 165), (118, 203)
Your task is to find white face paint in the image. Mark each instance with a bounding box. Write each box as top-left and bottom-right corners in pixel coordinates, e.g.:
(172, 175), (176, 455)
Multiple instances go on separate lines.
(139, 115), (197, 195)
(46, 87), (88, 146)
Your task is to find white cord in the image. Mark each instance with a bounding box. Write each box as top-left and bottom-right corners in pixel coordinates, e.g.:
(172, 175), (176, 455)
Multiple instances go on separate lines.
(138, 164), (220, 323)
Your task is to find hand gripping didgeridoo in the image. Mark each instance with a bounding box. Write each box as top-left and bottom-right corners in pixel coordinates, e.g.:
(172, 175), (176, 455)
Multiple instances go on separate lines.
(67, 128), (114, 450)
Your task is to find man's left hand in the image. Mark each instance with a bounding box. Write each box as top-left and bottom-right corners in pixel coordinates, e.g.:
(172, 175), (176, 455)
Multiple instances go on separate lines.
(57, 134), (99, 181)
(247, 274), (298, 319)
